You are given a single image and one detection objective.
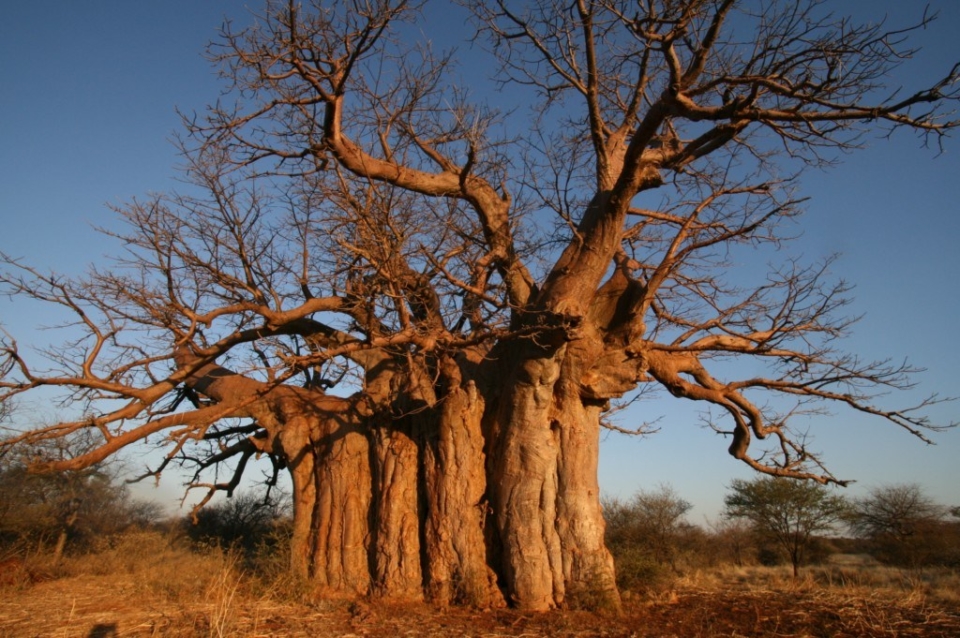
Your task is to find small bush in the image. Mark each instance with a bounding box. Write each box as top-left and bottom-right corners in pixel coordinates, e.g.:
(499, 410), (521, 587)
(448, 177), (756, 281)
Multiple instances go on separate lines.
(610, 546), (672, 592)
(184, 490), (289, 561)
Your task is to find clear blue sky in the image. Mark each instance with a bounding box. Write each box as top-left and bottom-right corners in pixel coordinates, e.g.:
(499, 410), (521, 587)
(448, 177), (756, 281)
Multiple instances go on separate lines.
(1, 1), (958, 520)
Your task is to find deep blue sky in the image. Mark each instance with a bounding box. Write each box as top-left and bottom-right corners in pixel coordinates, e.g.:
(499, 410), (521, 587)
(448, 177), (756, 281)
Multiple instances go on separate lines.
(1, 1), (958, 519)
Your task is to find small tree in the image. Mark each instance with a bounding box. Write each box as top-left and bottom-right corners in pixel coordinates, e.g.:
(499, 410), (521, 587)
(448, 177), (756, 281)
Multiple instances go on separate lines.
(606, 485), (692, 567)
(724, 477), (847, 577)
(707, 516), (754, 568)
(847, 484), (949, 567)
(186, 489), (290, 556)
(604, 485), (700, 590)
(0, 431), (159, 560)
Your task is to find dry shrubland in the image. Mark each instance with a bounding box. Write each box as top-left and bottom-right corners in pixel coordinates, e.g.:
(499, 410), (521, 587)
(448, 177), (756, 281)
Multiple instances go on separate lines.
(1, 529), (958, 637)
(2, 460), (957, 635)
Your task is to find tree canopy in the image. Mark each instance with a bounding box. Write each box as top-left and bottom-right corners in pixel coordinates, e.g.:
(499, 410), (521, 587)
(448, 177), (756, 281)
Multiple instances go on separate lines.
(0, 430), (160, 560)
(847, 483), (954, 567)
(723, 476), (847, 576)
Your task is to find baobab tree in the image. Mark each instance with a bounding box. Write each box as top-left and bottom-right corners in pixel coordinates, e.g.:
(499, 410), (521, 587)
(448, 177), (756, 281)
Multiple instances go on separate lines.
(1, 0), (957, 611)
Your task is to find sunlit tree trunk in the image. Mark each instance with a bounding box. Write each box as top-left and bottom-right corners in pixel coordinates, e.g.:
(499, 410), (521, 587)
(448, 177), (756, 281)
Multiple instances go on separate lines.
(282, 414), (372, 596)
(285, 424), (316, 581)
(553, 356), (620, 610)
(422, 356), (504, 608)
(489, 347), (564, 611)
(487, 337), (620, 611)
(280, 356), (505, 606)
(369, 420), (422, 600)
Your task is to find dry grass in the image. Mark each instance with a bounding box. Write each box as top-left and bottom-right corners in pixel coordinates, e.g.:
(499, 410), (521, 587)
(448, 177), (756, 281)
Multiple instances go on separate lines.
(1, 538), (958, 637)
(0, 532), (302, 637)
(675, 562), (960, 606)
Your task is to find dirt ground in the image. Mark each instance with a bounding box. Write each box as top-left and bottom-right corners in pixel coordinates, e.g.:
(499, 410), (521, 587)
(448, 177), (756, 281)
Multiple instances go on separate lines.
(2, 572), (959, 638)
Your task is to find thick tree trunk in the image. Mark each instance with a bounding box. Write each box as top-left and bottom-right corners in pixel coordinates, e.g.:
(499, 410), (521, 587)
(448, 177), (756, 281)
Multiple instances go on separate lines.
(369, 420), (422, 600)
(422, 356), (504, 608)
(282, 357), (505, 607)
(488, 341), (620, 611)
(286, 420), (317, 581)
(553, 346), (620, 610)
(490, 348), (565, 610)
(179, 344), (621, 610)
(285, 414), (372, 596)
(288, 415), (421, 599)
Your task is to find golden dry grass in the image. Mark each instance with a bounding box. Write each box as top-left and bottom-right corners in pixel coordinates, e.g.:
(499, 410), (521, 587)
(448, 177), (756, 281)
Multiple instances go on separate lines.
(1, 535), (959, 637)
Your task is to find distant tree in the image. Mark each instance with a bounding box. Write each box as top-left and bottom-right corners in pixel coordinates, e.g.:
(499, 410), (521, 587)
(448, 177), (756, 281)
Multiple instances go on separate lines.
(604, 485), (700, 589)
(707, 516), (753, 568)
(0, 430), (159, 561)
(724, 477), (847, 577)
(186, 489), (289, 555)
(847, 484), (949, 567)
(605, 485), (692, 568)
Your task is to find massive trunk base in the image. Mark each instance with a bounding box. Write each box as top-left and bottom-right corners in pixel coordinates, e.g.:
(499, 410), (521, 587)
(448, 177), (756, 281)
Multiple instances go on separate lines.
(268, 352), (618, 611)
(422, 367), (505, 608)
(489, 345), (621, 611)
(282, 364), (506, 608)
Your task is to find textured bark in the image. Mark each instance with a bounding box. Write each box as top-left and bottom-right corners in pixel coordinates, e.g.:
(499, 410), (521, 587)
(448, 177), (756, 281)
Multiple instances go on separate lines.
(278, 412), (374, 595)
(281, 355), (506, 606)
(489, 345), (566, 611)
(178, 345), (620, 609)
(310, 416), (372, 595)
(286, 421), (318, 580)
(488, 353), (621, 609)
(554, 340), (620, 610)
(288, 414), (421, 599)
(422, 357), (504, 608)
(370, 421), (422, 600)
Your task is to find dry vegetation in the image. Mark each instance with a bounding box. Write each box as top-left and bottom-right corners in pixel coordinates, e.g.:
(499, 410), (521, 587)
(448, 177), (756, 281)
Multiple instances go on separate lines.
(1, 531), (958, 637)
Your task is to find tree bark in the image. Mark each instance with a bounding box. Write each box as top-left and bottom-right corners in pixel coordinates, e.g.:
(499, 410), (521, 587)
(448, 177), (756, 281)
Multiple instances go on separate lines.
(489, 346), (565, 611)
(488, 338), (620, 611)
(422, 356), (505, 608)
(308, 415), (372, 595)
(553, 357), (620, 611)
(369, 420), (422, 600)
(178, 345), (621, 610)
